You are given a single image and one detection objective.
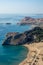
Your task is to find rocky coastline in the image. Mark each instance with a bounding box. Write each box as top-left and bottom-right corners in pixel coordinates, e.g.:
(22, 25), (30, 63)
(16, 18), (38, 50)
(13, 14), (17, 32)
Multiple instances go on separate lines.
(2, 27), (43, 45)
(2, 17), (43, 65)
(18, 17), (43, 27)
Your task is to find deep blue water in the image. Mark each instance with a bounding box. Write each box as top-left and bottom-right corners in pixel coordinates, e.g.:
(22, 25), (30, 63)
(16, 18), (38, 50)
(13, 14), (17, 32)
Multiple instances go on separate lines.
(0, 14), (43, 65)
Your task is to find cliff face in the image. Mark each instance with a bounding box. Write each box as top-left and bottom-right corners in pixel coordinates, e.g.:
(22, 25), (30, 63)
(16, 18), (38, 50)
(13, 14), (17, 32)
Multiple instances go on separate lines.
(2, 27), (43, 45)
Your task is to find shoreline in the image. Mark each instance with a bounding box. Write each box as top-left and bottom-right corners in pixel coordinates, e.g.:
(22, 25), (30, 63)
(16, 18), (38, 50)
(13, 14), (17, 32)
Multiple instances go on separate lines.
(19, 42), (43, 65)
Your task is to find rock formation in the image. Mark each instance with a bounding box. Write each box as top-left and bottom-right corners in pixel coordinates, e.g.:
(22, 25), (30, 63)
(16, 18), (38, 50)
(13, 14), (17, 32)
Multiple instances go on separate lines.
(2, 27), (43, 45)
(18, 17), (43, 27)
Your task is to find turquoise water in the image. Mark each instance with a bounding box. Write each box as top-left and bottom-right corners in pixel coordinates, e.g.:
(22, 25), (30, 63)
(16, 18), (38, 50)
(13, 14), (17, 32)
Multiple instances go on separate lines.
(0, 24), (31, 65)
(0, 45), (28, 65)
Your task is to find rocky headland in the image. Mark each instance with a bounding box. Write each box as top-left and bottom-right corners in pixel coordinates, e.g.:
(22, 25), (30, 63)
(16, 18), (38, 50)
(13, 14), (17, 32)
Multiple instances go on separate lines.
(2, 27), (43, 45)
(18, 17), (43, 27)
(2, 23), (43, 65)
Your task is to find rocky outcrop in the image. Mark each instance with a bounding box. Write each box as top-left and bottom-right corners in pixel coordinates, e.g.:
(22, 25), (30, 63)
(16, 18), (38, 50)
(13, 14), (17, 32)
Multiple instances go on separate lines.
(18, 17), (43, 27)
(2, 27), (43, 45)
(6, 23), (11, 25)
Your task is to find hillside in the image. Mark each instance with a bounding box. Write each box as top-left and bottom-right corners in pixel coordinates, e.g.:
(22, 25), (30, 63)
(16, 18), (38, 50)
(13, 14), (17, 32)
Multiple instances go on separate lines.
(2, 27), (43, 45)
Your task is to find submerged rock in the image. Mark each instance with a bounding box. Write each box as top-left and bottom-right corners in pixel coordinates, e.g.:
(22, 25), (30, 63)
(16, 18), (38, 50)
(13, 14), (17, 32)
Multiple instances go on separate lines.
(2, 27), (43, 45)
(6, 23), (11, 25)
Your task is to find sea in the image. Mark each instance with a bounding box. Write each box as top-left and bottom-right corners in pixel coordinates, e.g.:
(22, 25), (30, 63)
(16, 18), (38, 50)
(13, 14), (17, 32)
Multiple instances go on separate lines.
(0, 14), (43, 65)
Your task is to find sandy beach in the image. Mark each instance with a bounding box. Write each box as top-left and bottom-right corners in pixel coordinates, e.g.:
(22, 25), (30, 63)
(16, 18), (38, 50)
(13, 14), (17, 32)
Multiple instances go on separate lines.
(19, 42), (43, 65)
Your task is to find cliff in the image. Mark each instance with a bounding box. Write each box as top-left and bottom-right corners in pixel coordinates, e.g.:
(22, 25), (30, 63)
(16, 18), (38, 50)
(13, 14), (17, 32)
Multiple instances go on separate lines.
(2, 27), (43, 45)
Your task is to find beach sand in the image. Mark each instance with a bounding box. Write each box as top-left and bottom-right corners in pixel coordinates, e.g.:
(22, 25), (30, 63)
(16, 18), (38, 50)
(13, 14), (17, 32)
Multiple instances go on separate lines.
(19, 42), (43, 65)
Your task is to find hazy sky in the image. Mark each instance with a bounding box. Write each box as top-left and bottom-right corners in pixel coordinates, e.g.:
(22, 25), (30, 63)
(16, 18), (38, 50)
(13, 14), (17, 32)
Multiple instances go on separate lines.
(0, 0), (43, 14)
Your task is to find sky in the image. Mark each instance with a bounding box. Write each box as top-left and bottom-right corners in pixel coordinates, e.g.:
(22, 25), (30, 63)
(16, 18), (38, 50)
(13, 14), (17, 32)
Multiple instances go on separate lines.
(0, 0), (43, 14)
